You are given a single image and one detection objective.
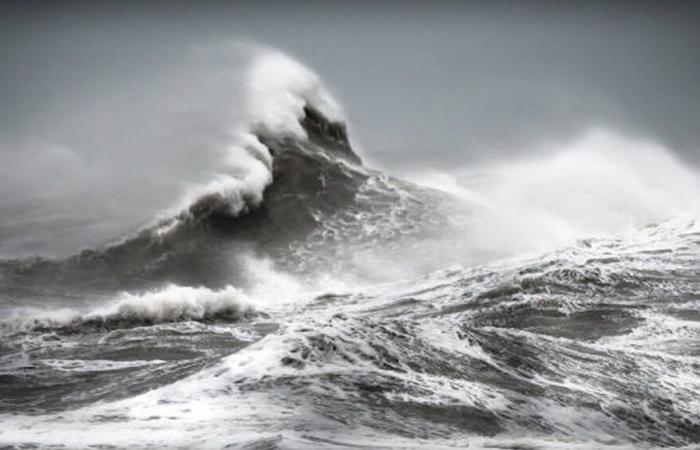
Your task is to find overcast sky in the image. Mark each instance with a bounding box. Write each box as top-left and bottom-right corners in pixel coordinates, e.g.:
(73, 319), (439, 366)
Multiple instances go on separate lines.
(2, 0), (699, 170)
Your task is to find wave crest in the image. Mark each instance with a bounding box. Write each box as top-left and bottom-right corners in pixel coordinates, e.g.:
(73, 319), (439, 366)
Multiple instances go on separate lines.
(2, 284), (256, 334)
(155, 51), (350, 235)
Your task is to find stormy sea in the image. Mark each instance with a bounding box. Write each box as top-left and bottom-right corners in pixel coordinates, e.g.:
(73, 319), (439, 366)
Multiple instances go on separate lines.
(1, 50), (700, 450)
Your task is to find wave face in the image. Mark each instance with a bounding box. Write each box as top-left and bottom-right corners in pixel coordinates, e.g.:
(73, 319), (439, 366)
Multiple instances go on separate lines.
(1, 51), (700, 449)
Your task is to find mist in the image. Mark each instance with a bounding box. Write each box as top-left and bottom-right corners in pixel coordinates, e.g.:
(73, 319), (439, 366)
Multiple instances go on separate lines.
(0, 29), (253, 256)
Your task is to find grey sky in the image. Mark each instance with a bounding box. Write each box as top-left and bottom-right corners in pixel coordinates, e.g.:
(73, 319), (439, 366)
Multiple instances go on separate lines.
(2, 1), (699, 167)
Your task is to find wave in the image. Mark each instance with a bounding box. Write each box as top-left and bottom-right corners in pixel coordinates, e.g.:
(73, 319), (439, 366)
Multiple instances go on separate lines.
(246, 51), (345, 139)
(154, 51), (349, 233)
(1, 284), (255, 334)
(2, 49), (699, 304)
(0, 51), (452, 294)
(2, 47), (700, 450)
(3, 219), (699, 448)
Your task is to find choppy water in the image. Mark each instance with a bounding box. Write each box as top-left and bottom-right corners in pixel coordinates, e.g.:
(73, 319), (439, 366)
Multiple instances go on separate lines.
(1, 52), (699, 449)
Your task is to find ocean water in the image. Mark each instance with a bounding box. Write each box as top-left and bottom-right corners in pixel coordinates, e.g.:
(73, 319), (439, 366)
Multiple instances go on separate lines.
(1, 51), (699, 449)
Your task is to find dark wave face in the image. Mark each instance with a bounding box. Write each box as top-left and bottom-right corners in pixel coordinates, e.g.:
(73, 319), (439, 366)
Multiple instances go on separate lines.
(0, 103), (449, 296)
(1, 52), (700, 449)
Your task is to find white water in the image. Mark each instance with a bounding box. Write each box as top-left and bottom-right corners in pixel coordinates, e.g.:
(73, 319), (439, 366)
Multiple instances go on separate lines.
(154, 50), (346, 236)
(247, 51), (345, 139)
(413, 128), (700, 260)
(2, 51), (700, 450)
(2, 284), (254, 333)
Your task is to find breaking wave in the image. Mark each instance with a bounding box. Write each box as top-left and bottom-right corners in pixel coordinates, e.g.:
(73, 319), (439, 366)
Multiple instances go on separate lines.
(1, 48), (699, 450)
(154, 51), (348, 235)
(1, 284), (255, 334)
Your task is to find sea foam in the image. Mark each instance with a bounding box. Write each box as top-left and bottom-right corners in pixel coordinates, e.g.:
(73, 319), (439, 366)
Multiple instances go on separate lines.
(1, 284), (255, 333)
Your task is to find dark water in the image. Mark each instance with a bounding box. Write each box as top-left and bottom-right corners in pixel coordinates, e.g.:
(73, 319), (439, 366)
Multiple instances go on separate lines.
(1, 61), (700, 449)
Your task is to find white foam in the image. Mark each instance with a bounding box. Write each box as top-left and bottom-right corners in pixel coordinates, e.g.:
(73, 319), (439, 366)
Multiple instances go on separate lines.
(3, 284), (255, 332)
(415, 129), (700, 260)
(41, 358), (165, 372)
(246, 51), (344, 138)
(237, 254), (351, 311)
(102, 284), (254, 323)
(155, 51), (345, 233)
(154, 130), (273, 235)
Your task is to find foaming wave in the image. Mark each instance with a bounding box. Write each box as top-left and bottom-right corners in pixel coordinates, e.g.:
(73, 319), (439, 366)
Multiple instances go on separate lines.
(154, 132), (273, 236)
(154, 50), (345, 235)
(2, 284), (255, 333)
(246, 51), (344, 139)
(416, 129), (700, 260)
(236, 253), (352, 310)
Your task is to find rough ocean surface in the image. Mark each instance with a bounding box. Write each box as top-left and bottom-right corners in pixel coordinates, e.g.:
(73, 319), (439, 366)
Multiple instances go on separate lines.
(1, 53), (700, 449)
